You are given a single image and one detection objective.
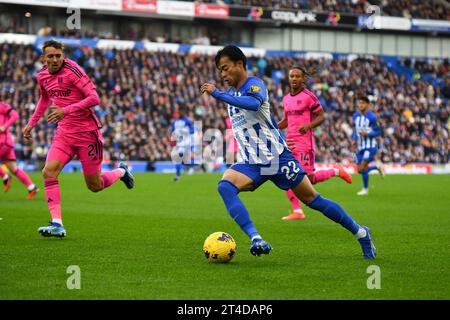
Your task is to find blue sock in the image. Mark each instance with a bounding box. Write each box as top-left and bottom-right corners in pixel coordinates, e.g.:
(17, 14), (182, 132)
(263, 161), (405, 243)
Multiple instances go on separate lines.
(307, 194), (360, 235)
(361, 171), (369, 189)
(217, 180), (259, 240)
(176, 163), (182, 178)
(367, 165), (378, 173)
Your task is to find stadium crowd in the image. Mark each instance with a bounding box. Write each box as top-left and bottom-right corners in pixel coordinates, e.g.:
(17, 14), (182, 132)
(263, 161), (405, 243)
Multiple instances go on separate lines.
(196, 0), (449, 20)
(0, 42), (448, 168)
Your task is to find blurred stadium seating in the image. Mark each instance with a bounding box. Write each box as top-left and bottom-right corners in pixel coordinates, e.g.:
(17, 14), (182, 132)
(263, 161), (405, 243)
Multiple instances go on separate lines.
(0, 40), (448, 167)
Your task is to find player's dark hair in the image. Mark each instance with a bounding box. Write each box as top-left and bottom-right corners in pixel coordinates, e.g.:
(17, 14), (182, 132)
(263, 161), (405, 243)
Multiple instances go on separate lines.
(42, 40), (64, 53)
(215, 45), (247, 69)
(290, 65), (317, 77)
(359, 96), (370, 104)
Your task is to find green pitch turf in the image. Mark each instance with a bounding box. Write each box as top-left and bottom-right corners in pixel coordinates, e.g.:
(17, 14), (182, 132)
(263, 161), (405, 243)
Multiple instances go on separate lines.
(0, 173), (449, 299)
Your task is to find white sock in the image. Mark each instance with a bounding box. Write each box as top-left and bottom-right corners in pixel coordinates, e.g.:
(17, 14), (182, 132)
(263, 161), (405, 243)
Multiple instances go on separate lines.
(293, 209), (303, 213)
(334, 168), (339, 176)
(251, 235), (262, 242)
(118, 168), (126, 177)
(356, 227), (367, 239)
(52, 219), (63, 226)
(27, 184), (35, 191)
(2, 174), (8, 181)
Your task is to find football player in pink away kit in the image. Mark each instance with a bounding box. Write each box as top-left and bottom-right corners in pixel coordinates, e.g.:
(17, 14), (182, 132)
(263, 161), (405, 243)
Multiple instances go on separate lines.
(22, 40), (134, 238)
(278, 66), (352, 220)
(0, 101), (38, 198)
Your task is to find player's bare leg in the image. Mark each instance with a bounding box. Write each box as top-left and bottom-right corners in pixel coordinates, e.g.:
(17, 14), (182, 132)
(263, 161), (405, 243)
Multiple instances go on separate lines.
(222, 169), (255, 191)
(4, 161), (38, 199)
(291, 176), (376, 259)
(218, 169), (272, 256)
(84, 163), (134, 192)
(84, 172), (104, 192)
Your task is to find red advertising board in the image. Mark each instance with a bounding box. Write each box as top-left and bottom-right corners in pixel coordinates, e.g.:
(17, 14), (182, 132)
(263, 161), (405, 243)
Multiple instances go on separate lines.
(122, 0), (157, 13)
(195, 3), (229, 19)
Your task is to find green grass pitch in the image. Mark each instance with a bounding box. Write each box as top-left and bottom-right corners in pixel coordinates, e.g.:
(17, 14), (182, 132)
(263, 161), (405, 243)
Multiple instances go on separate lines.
(1, 173), (449, 299)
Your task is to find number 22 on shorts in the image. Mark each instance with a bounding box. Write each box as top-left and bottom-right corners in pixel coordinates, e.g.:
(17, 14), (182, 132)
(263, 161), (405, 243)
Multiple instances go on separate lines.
(281, 161), (300, 180)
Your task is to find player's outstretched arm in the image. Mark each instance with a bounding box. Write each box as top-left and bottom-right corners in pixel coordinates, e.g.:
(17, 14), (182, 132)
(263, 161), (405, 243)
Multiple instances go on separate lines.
(201, 83), (261, 111)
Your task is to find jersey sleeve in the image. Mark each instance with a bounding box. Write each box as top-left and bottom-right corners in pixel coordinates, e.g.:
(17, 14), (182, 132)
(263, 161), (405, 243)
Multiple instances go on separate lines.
(308, 91), (322, 114)
(211, 89), (261, 111)
(368, 114), (381, 138)
(63, 61), (99, 114)
(243, 78), (267, 105)
(67, 65), (97, 95)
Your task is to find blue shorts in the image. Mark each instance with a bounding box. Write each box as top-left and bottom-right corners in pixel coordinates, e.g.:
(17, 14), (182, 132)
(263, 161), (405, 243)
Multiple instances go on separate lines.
(356, 148), (377, 165)
(230, 150), (306, 191)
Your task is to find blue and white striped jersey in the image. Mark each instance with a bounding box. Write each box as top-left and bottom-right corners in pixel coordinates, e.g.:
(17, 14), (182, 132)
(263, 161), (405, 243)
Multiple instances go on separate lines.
(226, 77), (287, 164)
(172, 116), (194, 148)
(352, 111), (381, 151)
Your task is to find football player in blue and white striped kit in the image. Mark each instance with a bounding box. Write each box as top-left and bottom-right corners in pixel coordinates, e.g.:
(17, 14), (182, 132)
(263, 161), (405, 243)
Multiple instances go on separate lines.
(201, 45), (376, 259)
(171, 110), (194, 182)
(352, 97), (384, 196)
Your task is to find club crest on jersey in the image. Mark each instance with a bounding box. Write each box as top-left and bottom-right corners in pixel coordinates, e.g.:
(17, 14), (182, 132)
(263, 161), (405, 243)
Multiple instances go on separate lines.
(250, 85), (261, 93)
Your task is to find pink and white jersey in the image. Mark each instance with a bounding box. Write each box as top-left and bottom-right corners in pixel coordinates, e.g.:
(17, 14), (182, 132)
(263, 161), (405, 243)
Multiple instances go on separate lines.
(31, 59), (101, 134)
(282, 87), (323, 151)
(0, 102), (19, 148)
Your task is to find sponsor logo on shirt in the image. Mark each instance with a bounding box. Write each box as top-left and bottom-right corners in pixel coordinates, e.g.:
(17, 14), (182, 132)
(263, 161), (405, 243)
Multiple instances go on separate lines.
(48, 89), (72, 98)
(286, 110), (305, 116)
(231, 114), (247, 127)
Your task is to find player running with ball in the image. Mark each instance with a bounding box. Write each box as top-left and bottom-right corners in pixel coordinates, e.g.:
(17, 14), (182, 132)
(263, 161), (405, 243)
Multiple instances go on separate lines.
(23, 40), (134, 238)
(278, 66), (352, 220)
(201, 45), (376, 259)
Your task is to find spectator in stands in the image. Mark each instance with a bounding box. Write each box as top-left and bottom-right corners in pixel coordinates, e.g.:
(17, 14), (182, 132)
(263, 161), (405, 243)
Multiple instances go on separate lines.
(0, 42), (448, 168)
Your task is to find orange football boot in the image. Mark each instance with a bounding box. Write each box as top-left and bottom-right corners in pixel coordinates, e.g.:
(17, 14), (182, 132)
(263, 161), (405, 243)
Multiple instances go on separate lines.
(27, 186), (39, 200)
(335, 164), (352, 184)
(3, 176), (11, 193)
(282, 211), (306, 220)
